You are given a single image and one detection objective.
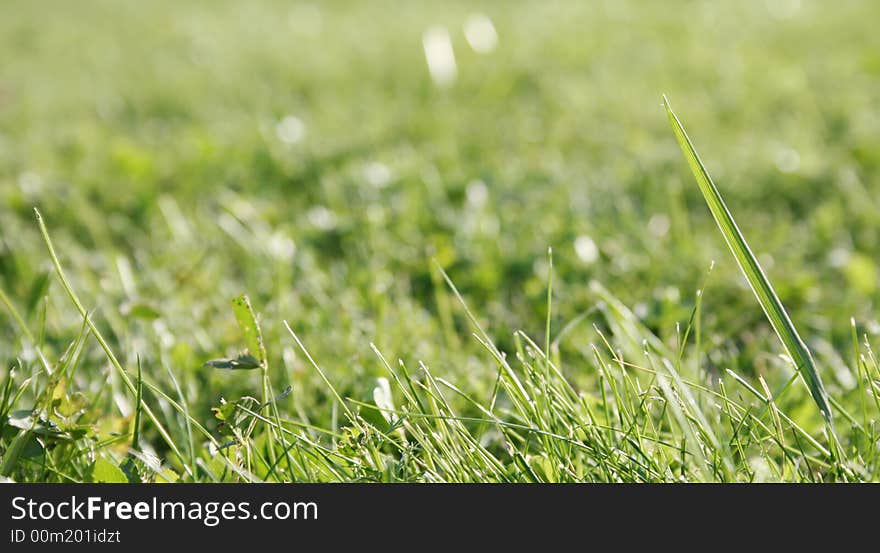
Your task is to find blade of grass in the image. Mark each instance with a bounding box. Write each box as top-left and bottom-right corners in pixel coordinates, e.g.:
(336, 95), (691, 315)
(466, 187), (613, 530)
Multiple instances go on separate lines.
(231, 294), (284, 475)
(0, 286), (54, 376)
(663, 96), (833, 426)
(33, 208), (190, 474)
(159, 353), (197, 477)
(545, 246), (553, 367)
(283, 320), (354, 420)
(132, 355), (142, 451)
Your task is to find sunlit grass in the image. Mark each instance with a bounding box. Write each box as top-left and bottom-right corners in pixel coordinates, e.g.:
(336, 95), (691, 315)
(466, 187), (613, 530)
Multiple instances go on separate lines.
(663, 96), (833, 427)
(2, 0), (880, 483)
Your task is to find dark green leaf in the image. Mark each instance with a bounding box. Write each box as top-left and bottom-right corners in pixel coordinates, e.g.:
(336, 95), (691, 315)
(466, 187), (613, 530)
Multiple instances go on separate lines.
(204, 354), (262, 370)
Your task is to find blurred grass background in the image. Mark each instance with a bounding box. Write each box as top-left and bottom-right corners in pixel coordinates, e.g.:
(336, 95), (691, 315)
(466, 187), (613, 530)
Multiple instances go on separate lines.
(2, 0), (879, 461)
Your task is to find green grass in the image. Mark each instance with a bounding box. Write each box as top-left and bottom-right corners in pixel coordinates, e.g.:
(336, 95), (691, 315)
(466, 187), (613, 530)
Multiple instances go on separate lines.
(2, 0), (880, 482)
(664, 96), (834, 426)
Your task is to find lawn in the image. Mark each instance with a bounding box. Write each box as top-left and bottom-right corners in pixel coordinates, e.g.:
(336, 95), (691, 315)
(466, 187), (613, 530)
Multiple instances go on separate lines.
(2, 0), (880, 482)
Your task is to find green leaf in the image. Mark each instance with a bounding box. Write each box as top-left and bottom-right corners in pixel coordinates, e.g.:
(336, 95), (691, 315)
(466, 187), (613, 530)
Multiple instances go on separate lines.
(231, 294), (266, 366)
(91, 457), (128, 483)
(663, 95), (833, 424)
(7, 409), (35, 430)
(120, 457), (142, 483)
(210, 396), (261, 432)
(0, 430), (32, 476)
(20, 434), (44, 460)
(204, 354), (262, 370)
(6, 409), (71, 440)
(211, 398), (237, 422)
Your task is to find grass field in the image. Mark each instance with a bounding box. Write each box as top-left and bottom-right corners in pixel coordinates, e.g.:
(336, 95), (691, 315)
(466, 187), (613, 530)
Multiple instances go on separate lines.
(2, 0), (880, 482)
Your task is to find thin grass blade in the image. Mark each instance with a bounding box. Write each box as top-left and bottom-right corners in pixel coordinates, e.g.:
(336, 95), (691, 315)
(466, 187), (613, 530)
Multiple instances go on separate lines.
(663, 96), (833, 424)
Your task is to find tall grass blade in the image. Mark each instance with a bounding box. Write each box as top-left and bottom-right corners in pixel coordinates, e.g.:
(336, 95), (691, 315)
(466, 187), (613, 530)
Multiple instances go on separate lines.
(34, 208), (191, 472)
(663, 96), (833, 424)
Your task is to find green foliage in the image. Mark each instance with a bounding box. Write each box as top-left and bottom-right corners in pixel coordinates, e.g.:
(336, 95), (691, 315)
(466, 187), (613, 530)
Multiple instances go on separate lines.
(1, 0), (880, 483)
